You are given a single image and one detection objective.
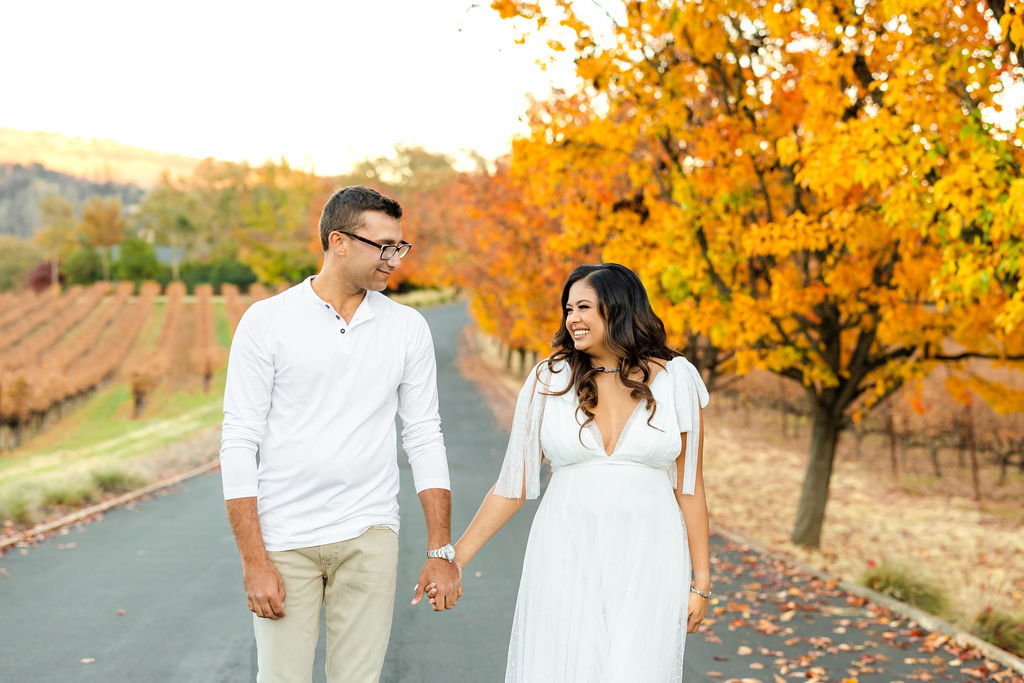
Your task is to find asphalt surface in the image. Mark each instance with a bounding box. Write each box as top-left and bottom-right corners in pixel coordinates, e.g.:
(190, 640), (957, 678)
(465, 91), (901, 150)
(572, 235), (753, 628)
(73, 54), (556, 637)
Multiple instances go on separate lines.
(0, 302), (1016, 682)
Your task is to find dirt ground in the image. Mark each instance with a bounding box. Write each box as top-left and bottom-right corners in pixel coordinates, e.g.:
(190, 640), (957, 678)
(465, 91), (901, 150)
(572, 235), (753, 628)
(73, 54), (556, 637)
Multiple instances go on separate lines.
(462, 328), (1024, 633)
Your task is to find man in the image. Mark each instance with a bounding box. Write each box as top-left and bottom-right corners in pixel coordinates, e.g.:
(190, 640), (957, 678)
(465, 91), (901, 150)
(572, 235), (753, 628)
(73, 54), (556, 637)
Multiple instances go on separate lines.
(220, 185), (460, 683)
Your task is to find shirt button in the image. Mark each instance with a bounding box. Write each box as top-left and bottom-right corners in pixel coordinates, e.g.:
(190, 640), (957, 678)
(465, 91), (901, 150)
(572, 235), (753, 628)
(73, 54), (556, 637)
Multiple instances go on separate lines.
(340, 329), (346, 334)
(335, 315), (340, 320)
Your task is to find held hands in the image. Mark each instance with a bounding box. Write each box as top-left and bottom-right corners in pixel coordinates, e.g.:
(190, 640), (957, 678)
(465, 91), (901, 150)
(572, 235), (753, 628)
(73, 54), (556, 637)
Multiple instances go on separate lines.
(244, 560), (287, 620)
(411, 559), (462, 611)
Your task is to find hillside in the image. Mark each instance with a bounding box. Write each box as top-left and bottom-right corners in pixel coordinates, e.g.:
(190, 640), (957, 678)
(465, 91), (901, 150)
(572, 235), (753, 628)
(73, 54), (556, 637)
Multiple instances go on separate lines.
(0, 163), (144, 239)
(0, 128), (204, 187)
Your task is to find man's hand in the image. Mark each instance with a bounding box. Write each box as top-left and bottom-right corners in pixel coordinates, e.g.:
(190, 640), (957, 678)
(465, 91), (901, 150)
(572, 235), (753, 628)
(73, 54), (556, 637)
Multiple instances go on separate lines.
(244, 560), (287, 619)
(410, 559), (461, 611)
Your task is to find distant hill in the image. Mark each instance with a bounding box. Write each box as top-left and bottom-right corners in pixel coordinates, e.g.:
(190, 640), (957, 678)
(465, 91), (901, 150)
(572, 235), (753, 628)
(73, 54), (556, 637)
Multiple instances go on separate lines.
(0, 162), (144, 239)
(0, 127), (204, 187)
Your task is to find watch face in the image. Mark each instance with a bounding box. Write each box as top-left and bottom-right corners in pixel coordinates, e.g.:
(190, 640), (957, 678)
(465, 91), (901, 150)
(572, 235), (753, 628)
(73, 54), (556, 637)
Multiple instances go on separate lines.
(443, 545), (456, 562)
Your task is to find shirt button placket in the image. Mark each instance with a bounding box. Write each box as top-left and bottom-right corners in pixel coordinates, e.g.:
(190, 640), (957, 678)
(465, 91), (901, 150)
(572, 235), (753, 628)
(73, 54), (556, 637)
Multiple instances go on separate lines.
(327, 305), (347, 336)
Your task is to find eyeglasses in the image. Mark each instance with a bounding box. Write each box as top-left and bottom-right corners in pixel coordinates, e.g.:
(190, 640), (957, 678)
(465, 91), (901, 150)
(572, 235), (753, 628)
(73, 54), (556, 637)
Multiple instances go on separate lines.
(335, 231), (413, 260)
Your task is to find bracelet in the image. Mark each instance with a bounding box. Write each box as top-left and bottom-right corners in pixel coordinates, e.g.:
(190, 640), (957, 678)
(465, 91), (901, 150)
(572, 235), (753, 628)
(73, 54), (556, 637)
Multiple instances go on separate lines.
(689, 585), (712, 599)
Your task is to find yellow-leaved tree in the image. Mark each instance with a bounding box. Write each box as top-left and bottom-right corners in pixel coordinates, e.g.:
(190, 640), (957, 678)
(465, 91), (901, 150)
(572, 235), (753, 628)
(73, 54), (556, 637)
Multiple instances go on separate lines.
(79, 196), (126, 281)
(492, 0), (1024, 548)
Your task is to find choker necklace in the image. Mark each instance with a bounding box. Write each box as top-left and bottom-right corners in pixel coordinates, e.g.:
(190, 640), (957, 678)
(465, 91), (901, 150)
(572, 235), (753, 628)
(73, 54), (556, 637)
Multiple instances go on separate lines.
(591, 364), (620, 373)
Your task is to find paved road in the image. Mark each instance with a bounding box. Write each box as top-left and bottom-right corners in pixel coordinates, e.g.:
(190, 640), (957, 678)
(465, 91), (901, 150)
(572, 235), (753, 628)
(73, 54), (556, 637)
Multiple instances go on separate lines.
(0, 303), (1016, 682)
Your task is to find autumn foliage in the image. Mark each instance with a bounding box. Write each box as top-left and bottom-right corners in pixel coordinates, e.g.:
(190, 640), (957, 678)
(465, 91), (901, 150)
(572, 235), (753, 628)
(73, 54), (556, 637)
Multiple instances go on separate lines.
(127, 281), (185, 416)
(457, 0), (1024, 548)
(0, 281), (155, 445)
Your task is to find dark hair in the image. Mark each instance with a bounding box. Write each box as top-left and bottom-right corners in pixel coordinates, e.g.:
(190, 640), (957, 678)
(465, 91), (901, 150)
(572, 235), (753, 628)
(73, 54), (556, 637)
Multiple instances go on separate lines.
(545, 263), (681, 434)
(318, 185), (402, 251)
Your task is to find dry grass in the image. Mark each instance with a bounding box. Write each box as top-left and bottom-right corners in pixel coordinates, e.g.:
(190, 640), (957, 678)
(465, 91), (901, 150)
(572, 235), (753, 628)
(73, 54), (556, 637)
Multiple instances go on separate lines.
(705, 404), (1023, 628)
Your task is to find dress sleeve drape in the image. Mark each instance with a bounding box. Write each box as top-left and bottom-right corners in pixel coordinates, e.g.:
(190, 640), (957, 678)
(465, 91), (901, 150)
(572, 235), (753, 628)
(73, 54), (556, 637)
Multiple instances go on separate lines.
(669, 357), (710, 495)
(493, 362), (552, 500)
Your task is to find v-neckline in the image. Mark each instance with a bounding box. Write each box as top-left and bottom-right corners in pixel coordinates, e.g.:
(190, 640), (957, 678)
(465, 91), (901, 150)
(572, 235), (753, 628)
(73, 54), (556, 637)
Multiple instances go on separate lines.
(590, 400), (643, 457)
(588, 368), (668, 457)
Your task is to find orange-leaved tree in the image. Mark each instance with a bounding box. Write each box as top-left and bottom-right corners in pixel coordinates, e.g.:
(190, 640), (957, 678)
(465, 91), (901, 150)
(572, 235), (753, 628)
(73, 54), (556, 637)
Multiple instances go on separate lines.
(441, 161), (597, 356)
(494, 0), (1024, 548)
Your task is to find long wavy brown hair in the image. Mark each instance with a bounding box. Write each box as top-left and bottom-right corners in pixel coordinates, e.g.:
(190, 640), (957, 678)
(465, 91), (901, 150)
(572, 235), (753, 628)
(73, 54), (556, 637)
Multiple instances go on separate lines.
(542, 264), (681, 436)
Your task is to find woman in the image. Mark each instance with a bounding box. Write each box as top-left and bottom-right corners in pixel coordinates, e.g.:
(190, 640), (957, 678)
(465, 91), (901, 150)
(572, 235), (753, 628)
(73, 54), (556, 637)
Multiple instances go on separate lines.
(450, 263), (711, 681)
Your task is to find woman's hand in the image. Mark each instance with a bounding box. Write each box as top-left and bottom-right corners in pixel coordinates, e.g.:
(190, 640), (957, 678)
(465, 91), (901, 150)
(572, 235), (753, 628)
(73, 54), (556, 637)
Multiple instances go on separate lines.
(687, 591), (708, 633)
(426, 562), (464, 608)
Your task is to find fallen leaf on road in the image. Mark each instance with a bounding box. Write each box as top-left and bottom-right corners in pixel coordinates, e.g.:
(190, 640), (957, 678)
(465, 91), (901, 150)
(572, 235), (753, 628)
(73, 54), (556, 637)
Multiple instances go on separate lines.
(117, 609), (127, 616)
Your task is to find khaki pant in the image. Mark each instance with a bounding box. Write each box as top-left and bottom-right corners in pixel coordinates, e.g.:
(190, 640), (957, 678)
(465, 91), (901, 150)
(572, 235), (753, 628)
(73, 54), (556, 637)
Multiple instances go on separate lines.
(253, 526), (399, 683)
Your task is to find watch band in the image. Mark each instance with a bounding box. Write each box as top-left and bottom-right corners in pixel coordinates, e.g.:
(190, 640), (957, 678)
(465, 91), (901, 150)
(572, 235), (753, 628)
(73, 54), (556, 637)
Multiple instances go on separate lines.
(426, 543), (456, 562)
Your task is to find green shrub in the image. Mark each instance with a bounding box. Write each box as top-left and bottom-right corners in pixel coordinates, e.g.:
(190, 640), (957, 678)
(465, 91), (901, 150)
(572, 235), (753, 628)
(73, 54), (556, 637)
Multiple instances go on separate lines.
(210, 257), (258, 292)
(41, 477), (98, 507)
(180, 257), (258, 293)
(112, 237), (161, 282)
(972, 607), (1024, 657)
(62, 248), (103, 285)
(91, 468), (149, 495)
(0, 486), (41, 526)
(860, 563), (947, 615)
(0, 235), (44, 291)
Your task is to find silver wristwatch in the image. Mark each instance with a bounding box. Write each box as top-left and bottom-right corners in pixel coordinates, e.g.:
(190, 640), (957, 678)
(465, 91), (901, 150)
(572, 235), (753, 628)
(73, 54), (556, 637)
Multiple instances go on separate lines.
(426, 543), (456, 563)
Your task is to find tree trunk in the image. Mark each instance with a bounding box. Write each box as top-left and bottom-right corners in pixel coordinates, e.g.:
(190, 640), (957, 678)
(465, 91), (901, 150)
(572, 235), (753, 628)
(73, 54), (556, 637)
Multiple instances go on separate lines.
(100, 248), (111, 281)
(133, 388), (146, 419)
(965, 403), (981, 502)
(791, 404), (842, 548)
(886, 412), (899, 478)
(171, 236), (181, 281)
(929, 445), (942, 478)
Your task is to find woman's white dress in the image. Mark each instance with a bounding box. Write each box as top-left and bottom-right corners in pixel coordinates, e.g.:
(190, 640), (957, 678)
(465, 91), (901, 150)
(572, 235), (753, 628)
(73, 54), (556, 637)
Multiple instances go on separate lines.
(494, 356), (710, 682)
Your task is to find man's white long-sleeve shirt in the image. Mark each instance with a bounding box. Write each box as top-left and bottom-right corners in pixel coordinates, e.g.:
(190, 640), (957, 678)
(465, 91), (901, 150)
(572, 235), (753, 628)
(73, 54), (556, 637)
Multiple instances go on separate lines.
(219, 276), (450, 552)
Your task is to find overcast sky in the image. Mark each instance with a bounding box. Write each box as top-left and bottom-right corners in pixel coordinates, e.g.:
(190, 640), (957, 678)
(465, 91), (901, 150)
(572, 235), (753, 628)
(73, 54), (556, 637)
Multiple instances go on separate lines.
(1, 0), (580, 174)
(3, 1), (1019, 176)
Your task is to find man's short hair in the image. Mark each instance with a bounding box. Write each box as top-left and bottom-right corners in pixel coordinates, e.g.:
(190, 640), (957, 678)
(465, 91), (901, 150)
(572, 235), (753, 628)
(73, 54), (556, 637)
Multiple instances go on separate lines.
(318, 186), (403, 251)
